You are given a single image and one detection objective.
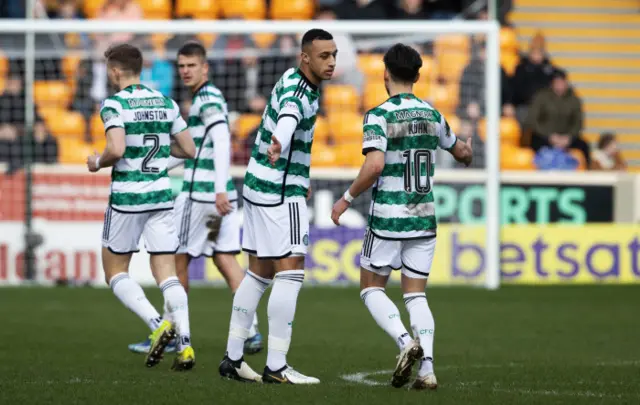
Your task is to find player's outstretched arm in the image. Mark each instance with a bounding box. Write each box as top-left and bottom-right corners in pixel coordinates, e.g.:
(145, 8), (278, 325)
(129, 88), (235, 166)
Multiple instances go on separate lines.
(267, 116), (298, 165)
(171, 129), (196, 159)
(86, 127), (125, 172)
(449, 136), (473, 167)
(331, 150), (385, 225)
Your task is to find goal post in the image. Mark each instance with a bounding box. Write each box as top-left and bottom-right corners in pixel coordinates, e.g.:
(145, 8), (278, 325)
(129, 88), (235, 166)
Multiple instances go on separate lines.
(0, 19), (501, 289)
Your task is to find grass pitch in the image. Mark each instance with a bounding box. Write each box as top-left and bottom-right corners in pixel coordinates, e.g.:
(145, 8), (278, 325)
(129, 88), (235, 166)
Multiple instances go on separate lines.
(0, 285), (638, 405)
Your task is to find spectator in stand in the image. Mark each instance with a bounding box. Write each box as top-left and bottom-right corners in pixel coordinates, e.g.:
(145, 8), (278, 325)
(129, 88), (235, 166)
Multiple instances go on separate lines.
(333, 0), (389, 20)
(527, 69), (590, 166)
(591, 132), (627, 171)
(209, 34), (257, 113)
(315, 7), (364, 94)
(512, 33), (556, 127)
(91, 0), (143, 102)
(140, 43), (174, 97)
(426, 0), (464, 19)
(51, 0), (84, 18)
(456, 41), (514, 122)
(394, 0), (429, 19)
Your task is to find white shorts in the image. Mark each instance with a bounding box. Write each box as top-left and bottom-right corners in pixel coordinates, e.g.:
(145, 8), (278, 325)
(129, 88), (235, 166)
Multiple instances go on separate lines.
(242, 197), (309, 259)
(101, 207), (179, 255)
(174, 193), (241, 258)
(360, 229), (436, 279)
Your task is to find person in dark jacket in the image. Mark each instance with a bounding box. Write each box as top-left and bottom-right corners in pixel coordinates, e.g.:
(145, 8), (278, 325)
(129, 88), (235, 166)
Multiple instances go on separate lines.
(456, 43), (514, 121)
(333, 0), (389, 20)
(512, 34), (556, 126)
(527, 69), (590, 166)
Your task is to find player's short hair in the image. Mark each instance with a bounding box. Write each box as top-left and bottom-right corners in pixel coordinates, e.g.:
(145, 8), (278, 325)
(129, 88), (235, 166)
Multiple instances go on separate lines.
(178, 41), (207, 60)
(383, 43), (423, 84)
(104, 43), (143, 75)
(301, 28), (333, 50)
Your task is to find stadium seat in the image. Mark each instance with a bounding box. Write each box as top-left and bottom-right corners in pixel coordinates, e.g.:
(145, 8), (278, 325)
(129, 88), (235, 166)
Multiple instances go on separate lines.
(0, 51), (8, 77)
(323, 85), (359, 113)
(34, 81), (72, 108)
(500, 117), (521, 146)
(311, 142), (339, 168)
(47, 111), (86, 140)
(270, 0), (314, 20)
(252, 33), (276, 49)
(150, 34), (173, 52)
(363, 81), (388, 111)
(446, 115), (461, 135)
(500, 144), (535, 170)
(64, 33), (82, 49)
(92, 136), (107, 154)
(62, 53), (82, 79)
(176, 0), (218, 19)
(234, 114), (262, 140)
(413, 79), (430, 100)
(90, 113), (105, 141)
(501, 52), (519, 76)
(221, 0), (266, 19)
(38, 106), (64, 124)
(477, 117), (522, 146)
(429, 82), (458, 116)
(83, 0), (106, 19)
(328, 112), (363, 144)
(500, 27), (519, 55)
(569, 149), (587, 171)
(335, 141), (364, 167)
(59, 138), (93, 164)
(196, 33), (218, 49)
(140, 0), (171, 19)
(358, 54), (386, 79)
(419, 55), (435, 82)
(434, 35), (470, 56)
(314, 115), (330, 143)
(436, 52), (469, 83)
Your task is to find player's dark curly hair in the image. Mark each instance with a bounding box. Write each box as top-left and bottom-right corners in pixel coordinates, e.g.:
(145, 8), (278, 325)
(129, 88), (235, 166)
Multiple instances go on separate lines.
(383, 43), (423, 84)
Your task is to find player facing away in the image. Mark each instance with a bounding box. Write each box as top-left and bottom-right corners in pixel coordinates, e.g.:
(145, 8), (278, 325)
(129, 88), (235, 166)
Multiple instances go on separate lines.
(127, 41), (263, 356)
(86, 44), (197, 370)
(218, 29), (337, 385)
(331, 44), (473, 390)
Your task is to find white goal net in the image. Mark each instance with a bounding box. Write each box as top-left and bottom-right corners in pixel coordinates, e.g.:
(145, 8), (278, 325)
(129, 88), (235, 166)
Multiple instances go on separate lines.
(0, 20), (500, 289)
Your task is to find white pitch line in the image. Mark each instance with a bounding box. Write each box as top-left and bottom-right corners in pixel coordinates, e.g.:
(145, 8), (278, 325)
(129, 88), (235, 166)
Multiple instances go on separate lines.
(340, 364), (509, 386)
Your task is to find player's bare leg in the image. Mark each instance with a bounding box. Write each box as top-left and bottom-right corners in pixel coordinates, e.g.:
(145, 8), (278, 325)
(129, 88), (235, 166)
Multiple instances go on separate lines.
(259, 256), (319, 385)
(149, 254), (194, 370)
(175, 253), (191, 293)
(214, 253), (263, 354)
(360, 268), (422, 388)
(401, 275), (436, 390)
(219, 255), (271, 382)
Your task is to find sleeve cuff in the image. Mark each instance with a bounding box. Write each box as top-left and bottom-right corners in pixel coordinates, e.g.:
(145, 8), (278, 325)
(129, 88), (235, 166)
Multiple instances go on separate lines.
(278, 113), (300, 124)
(445, 137), (458, 152)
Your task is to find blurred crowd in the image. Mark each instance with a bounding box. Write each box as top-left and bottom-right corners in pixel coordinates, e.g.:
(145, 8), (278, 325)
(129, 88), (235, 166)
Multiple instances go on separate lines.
(0, 0), (626, 173)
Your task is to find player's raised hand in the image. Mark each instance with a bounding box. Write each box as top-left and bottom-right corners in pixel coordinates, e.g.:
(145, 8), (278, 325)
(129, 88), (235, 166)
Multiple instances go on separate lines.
(267, 136), (282, 166)
(331, 197), (350, 226)
(216, 192), (233, 216)
(87, 151), (101, 172)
